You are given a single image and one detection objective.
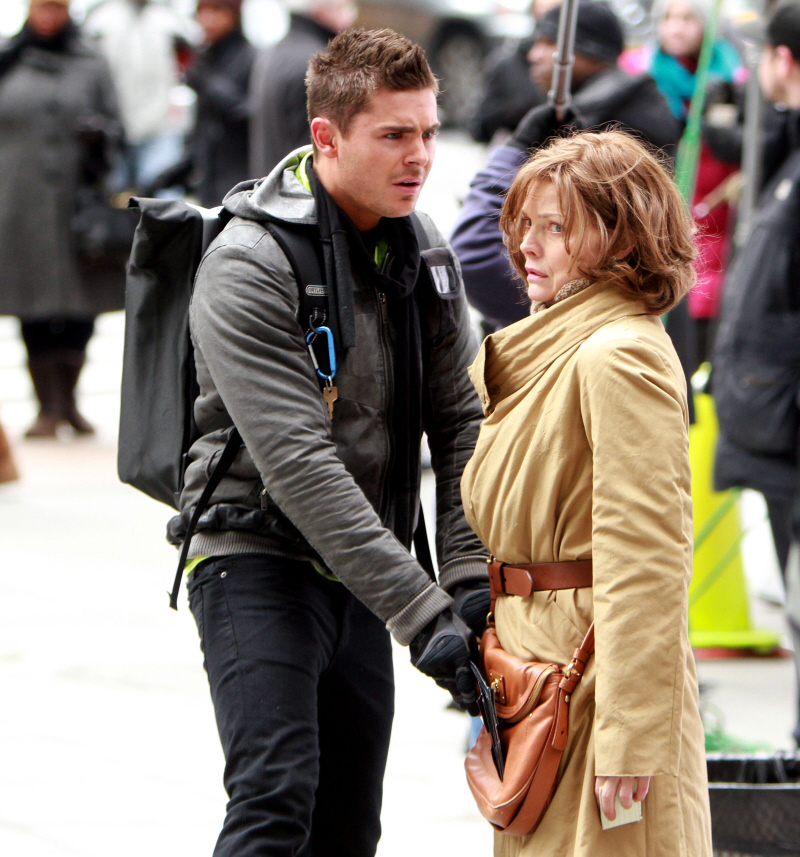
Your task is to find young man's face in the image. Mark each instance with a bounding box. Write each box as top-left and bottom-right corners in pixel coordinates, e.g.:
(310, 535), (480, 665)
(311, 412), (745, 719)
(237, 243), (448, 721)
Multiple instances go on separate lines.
(313, 86), (439, 231)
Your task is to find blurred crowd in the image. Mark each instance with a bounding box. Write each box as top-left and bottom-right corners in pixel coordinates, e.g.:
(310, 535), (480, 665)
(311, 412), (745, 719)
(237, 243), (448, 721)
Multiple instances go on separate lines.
(0, 0), (796, 627)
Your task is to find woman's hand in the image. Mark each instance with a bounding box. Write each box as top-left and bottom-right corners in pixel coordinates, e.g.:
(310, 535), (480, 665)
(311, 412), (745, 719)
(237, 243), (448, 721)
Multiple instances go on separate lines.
(594, 776), (651, 821)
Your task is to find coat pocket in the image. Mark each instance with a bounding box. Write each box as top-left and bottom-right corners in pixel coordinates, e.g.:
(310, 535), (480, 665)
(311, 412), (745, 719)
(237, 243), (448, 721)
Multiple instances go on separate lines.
(715, 355), (800, 455)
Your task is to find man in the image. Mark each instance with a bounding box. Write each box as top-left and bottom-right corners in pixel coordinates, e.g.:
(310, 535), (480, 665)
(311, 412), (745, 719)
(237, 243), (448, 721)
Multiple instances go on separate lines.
(84, 0), (198, 193)
(712, 0), (800, 743)
(152, 0), (253, 205)
(248, 0), (357, 176)
(451, 0), (681, 332)
(169, 28), (489, 856)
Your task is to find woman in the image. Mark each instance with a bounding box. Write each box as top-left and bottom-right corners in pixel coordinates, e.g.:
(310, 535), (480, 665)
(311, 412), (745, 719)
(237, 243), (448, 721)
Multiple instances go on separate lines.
(621, 0), (744, 366)
(461, 131), (712, 856)
(0, 0), (122, 437)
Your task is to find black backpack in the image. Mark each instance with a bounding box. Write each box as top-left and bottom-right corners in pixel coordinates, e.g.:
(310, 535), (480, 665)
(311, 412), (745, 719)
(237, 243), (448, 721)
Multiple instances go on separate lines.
(119, 199), (437, 608)
(119, 198), (330, 606)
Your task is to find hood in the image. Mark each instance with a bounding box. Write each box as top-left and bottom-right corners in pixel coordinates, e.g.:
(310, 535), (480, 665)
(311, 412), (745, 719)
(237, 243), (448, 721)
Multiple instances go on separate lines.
(222, 146), (317, 225)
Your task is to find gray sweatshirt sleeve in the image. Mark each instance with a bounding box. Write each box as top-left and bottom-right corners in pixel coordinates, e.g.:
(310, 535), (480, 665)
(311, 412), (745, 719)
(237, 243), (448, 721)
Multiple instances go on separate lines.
(190, 225), (452, 645)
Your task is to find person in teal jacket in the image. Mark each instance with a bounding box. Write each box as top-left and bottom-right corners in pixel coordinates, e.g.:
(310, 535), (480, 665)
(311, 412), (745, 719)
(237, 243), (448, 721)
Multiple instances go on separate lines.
(621, 0), (744, 367)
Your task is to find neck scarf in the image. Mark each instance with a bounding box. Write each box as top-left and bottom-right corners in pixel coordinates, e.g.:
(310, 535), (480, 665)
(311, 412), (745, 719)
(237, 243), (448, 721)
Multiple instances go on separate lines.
(307, 163), (424, 548)
(650, 40), (741, 120)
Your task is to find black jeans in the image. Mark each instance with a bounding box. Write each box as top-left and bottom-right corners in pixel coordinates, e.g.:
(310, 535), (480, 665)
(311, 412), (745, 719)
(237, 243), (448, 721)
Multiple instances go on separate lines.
(188, 554), (395, 857)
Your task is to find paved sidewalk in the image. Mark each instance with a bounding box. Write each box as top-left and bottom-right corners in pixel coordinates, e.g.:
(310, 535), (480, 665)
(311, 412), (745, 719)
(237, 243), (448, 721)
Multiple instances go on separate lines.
(0, 132), (796, 856)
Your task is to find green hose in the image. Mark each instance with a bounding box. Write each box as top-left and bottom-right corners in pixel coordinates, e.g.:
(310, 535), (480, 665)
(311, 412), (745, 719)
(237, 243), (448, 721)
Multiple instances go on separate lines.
(674, 0), (725, 202)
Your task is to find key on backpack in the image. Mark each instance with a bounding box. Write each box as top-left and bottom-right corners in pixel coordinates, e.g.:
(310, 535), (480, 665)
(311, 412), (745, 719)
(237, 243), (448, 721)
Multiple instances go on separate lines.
(323, 385), (338, 419)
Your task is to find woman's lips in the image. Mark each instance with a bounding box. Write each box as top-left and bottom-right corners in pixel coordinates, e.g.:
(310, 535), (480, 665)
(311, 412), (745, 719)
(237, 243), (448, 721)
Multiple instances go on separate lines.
(526, 267), (546, 281)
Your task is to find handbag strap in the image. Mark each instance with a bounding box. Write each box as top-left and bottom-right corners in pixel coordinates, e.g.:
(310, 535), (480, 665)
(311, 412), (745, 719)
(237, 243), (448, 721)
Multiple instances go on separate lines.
(561, 623), (595, 692)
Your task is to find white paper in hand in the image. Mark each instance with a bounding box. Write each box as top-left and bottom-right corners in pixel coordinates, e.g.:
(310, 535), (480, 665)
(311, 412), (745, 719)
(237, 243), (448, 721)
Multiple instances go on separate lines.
(600, 795), (643, 830)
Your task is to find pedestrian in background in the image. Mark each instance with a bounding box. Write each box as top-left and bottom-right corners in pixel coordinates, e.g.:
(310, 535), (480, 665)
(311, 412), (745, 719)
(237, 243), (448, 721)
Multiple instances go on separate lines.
(621, 0), (744, 366)
(249, 0), (357, 177)
(462, 130), (711, 856)
(467, 0), (559, 145)
(0, 0), (121, 438)
(151, 0), (253, 207)
(713, 0), (800, 745)
(451, 1), (680, 333)
(84, 0), (199, 195)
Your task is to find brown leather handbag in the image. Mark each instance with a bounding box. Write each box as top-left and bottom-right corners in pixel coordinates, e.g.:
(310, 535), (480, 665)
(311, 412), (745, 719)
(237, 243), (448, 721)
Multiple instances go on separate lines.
(465, 560), (594, 837)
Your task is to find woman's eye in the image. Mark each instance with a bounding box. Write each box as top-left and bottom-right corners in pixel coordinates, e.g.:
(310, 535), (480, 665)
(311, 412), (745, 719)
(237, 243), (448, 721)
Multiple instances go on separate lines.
(548, 222), (563, 234)
(521, 218), (532, 229)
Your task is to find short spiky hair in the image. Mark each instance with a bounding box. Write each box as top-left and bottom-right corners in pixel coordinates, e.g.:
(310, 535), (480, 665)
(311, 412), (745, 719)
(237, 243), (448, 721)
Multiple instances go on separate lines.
(306, 28), (438, 135)
(501, 131), (696, 314)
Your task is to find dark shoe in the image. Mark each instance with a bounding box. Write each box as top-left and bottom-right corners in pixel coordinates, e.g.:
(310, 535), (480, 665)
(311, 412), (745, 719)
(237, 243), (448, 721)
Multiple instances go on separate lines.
(24, 413), (59, 439)
(55, 350), (95, 435)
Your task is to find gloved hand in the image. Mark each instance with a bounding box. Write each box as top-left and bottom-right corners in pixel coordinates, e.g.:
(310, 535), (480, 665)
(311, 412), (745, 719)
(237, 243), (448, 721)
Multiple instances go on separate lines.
(410, 609), (478, 714)
(451, 580), (491, 639)
(507, 102), (583, 153)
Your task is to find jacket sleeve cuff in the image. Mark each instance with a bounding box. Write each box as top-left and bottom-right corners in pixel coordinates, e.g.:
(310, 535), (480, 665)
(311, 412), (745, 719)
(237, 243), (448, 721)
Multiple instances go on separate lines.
(438, 555), (490, 592)
(386, 582), (453, 646)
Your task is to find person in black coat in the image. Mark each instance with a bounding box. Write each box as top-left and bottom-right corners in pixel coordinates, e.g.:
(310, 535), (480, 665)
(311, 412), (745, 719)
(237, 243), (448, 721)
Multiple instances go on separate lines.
(248, 0), (356, 177)
(714, 3), (800, 581)
(712, 0), (800, 746)
(152, 0), (254, 206)
(189, 0), (254, 206)
(0, 0), (122, 438)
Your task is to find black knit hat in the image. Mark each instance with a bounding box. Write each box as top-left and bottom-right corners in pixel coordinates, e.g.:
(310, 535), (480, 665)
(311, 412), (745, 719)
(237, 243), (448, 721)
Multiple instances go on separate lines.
(767, 1), (800, 60)
(537, 1), (625, 64)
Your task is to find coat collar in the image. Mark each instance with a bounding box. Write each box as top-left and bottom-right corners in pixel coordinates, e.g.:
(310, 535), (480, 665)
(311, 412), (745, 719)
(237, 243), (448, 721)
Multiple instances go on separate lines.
(470, 282), (650, 414)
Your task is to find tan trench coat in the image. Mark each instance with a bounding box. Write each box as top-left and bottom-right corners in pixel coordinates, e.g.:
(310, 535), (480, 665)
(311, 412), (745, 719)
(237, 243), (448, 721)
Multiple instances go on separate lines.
(461, 282), (712, 856)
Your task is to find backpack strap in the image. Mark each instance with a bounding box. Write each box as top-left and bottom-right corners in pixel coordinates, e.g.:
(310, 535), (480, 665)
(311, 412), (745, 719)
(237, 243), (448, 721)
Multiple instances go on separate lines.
(410, 211), (431, 252)
(169, 427), (242, 609)
(170, 222), (327, 609)
(264, 221), (327, 334)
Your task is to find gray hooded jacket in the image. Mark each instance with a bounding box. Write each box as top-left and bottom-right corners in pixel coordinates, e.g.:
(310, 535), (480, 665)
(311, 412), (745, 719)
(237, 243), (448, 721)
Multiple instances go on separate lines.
(168, 147), (488, 644)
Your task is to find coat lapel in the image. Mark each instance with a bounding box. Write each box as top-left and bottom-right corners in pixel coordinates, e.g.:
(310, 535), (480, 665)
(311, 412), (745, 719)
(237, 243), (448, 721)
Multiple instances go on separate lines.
(470, 283), (650, 414)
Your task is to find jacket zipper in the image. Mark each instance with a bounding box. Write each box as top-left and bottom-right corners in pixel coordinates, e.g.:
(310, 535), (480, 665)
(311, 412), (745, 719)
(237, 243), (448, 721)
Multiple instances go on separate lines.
(376, 285), (393, 521)
(376, 245), (395, 521)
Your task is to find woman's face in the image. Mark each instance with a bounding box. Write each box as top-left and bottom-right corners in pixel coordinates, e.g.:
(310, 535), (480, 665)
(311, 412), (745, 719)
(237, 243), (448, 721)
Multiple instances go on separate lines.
(518, 182), (600, 305)
(659, 1), (705, 59)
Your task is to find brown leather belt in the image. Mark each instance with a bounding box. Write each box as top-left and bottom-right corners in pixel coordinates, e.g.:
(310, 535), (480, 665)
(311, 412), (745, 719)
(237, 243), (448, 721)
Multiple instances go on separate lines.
(488, 559), (593, 603)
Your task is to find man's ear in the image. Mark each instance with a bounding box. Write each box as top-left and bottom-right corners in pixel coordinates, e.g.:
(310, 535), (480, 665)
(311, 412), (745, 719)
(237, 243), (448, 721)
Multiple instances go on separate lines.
(311, 117), (338, 159)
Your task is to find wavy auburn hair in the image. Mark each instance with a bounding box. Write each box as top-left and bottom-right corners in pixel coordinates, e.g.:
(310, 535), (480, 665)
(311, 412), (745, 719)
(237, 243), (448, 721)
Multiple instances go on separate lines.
(500, 131), (696, 314)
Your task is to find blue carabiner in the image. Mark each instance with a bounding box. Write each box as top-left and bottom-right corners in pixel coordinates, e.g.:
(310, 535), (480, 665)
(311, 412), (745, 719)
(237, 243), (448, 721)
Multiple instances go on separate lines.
(305, 325), (337, 381)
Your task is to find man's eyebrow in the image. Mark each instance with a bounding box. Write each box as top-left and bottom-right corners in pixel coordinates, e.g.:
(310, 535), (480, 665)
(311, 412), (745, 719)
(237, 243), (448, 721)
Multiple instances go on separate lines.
(377, 122), (441, 133)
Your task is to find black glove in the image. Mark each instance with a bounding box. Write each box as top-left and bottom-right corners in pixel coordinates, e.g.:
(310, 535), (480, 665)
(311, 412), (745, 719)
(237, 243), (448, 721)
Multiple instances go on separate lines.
(410, 609), (478, 714)
(451, 580), (491, 639)
(507, 102), (582, 153)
